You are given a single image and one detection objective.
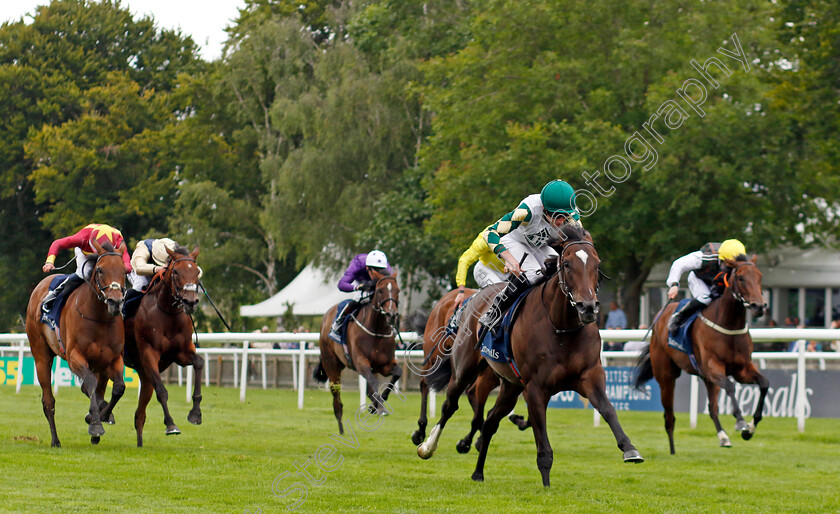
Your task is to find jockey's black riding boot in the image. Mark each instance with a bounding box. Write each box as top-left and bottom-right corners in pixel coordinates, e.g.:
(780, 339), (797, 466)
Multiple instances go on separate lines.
(479, 274), (531, 336)
(331, 300), (361, 335)
(667, 299), (706, 338)
(41, 274), (83, 313)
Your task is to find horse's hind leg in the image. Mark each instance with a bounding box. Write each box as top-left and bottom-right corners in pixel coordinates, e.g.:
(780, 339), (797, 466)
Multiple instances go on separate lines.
(142, 353), (180, 435)
(471, 380), (522, 483)
(35, 353), (61, 447)
(411, 376), (429, 445)
(735, 363), (769, 440)
(579, 367), (643, 463)
(651, 348), (679, 454)
(134, 373), (154, 447)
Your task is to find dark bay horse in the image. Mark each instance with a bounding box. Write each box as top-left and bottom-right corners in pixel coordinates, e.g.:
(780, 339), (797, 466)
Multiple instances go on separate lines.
(315, 272), (402, 434)
(634, 255), (769, 454)
(25, 240), (127, 447)
(124, 245), (202, 447)
(410, 288), (528, 453)
(417, 226), (643, 486)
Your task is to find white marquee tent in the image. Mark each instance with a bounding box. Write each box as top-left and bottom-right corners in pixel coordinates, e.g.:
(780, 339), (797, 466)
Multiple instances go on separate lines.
(240, 264), (441, 318)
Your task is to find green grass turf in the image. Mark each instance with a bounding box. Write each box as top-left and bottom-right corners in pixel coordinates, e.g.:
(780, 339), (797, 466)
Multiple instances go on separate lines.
(0, 384), (838, 513)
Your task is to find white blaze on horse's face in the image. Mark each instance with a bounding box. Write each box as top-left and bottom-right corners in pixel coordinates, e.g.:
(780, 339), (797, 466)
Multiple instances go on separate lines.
(575, 249), (588, 266)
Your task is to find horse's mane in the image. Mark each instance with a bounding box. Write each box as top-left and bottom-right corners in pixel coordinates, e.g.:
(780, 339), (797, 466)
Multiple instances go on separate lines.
(734, 254), (748, 263)
(558, 224), (587, 243)
(172, 245), (190, 256)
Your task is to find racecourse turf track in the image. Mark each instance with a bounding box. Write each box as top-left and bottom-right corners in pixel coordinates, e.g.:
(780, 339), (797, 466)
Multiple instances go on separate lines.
(1, 385), (838, 512)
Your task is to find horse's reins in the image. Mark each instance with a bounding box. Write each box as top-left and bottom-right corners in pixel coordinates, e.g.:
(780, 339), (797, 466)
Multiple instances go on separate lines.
(75, 251), (126, 323)
(351, 276), (399, 338)
(540, 240), (596, 335)
(699, 261), (755, 335)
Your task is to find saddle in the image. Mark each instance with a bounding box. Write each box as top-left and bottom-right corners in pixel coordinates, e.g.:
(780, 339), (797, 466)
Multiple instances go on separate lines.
(479, 286), (533, 383)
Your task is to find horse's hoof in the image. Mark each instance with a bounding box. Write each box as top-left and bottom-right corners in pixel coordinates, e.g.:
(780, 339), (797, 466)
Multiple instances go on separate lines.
(471, 472), (484, 482)
(623, 449), (644, 463)
(719, 438), (732, 448)
(91, 436), (100, 445)
(85, 413), (91, 424)
(455, 440), (471, 454)
(368, 404), (377, 414)
(188, 412), (202, 425)
(375, 407), (390, 417)
(165, 425), (182, 436)
(741, 423), (756, 441)
(52, 441), (61, 448)
(88, 423), (105, 437)
(105, 413), (115, 425)
(417, 445), (434, 460)
(734, 420), (748, 432)
(411, 430), (424, 446)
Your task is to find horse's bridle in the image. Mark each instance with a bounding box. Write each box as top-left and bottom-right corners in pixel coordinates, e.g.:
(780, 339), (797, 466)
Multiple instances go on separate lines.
(725, 261), (756, 308)
(556, 240), (596, 307)
(163, 257), (199, 310)
(86, 251), (126, 303)
(371, 276), (399, 317)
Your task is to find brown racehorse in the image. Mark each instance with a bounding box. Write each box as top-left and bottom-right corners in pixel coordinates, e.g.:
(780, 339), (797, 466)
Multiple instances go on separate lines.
(409, 288), (529, 453)
(315, 272), (402, 434)
(634, 255), (769, 454)
(417, 225), (643, 486)
(124, 245), (202, 447)
(25, 240), (127, 447)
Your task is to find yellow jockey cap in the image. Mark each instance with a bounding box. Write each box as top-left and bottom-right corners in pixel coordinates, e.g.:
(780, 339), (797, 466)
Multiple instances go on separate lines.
(718, 239), (746, 261)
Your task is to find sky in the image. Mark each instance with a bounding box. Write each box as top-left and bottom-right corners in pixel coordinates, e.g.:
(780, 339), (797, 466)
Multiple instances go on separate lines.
(0, 0), (246, 61)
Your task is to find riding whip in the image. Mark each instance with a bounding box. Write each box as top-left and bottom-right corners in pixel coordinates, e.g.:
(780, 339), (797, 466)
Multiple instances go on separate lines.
(198, 280), (232, 331)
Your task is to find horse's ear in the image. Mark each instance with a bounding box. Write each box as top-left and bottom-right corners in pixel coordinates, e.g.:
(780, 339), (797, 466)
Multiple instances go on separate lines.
(102, 240), (115, 253)
(723, 258), (737, 268)
(583, 230), (595, 244)
(165, 246), (179, 260)
(91, 238), (104, 255)
(391, 269), (398, 281)
(750, 254), (758, 264)
(190, 245), (200, 260)
(369, 268), (385, 281)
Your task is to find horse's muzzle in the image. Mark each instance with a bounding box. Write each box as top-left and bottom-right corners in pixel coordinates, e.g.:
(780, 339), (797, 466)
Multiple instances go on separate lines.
(575, 301), (599, 324)
(750, 303), (766, 318)
(106, 298), (123, 317)
(182, 298), (199, 315)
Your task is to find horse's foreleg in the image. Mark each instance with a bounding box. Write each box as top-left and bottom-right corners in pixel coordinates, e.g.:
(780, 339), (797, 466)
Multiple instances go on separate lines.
(651, 348), (679, 454)
(68, 354), (105, 438)
(134, 373), (154, 447)
(412, 376), (429, 446)
(176, 351), (204, 425)
(92, 373), (111, 424)
(35, 354), (60, 447)
(97, 359), (126, 432)
(471, 381), (523, 483)
(356, 361), (383, 413)
(735, 364), (770, 440)
(143, 350), (180, 436)
(375, 362), (403, 415)
(579, 368), (643, 463)
(459, 372), (497, 454)
(704, 378), (730, 448)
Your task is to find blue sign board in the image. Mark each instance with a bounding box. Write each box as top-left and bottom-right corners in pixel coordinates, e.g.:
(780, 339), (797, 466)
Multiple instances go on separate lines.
(548, 366), (662, 411)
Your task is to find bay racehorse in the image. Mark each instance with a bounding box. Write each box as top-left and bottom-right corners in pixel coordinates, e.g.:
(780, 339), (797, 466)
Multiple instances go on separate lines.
(25, 239), (127, 447)
(314, 271), (402, 434)
(124, 245), (202, 447)
(409, 288), (529, 452)
(418, 226), (643, 486)
(634, 254), (769, 454)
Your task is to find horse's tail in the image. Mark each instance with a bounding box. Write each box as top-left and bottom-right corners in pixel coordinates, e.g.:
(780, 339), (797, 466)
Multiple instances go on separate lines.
(425, 356), (452, 392)
(312, 359), (328, 383)
(632, 345), (654, 391)
(407, 309), (430, 334)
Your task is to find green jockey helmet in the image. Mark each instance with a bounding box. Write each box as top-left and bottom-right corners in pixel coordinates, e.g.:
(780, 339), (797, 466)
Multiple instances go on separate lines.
(540, 180), (580, 220)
